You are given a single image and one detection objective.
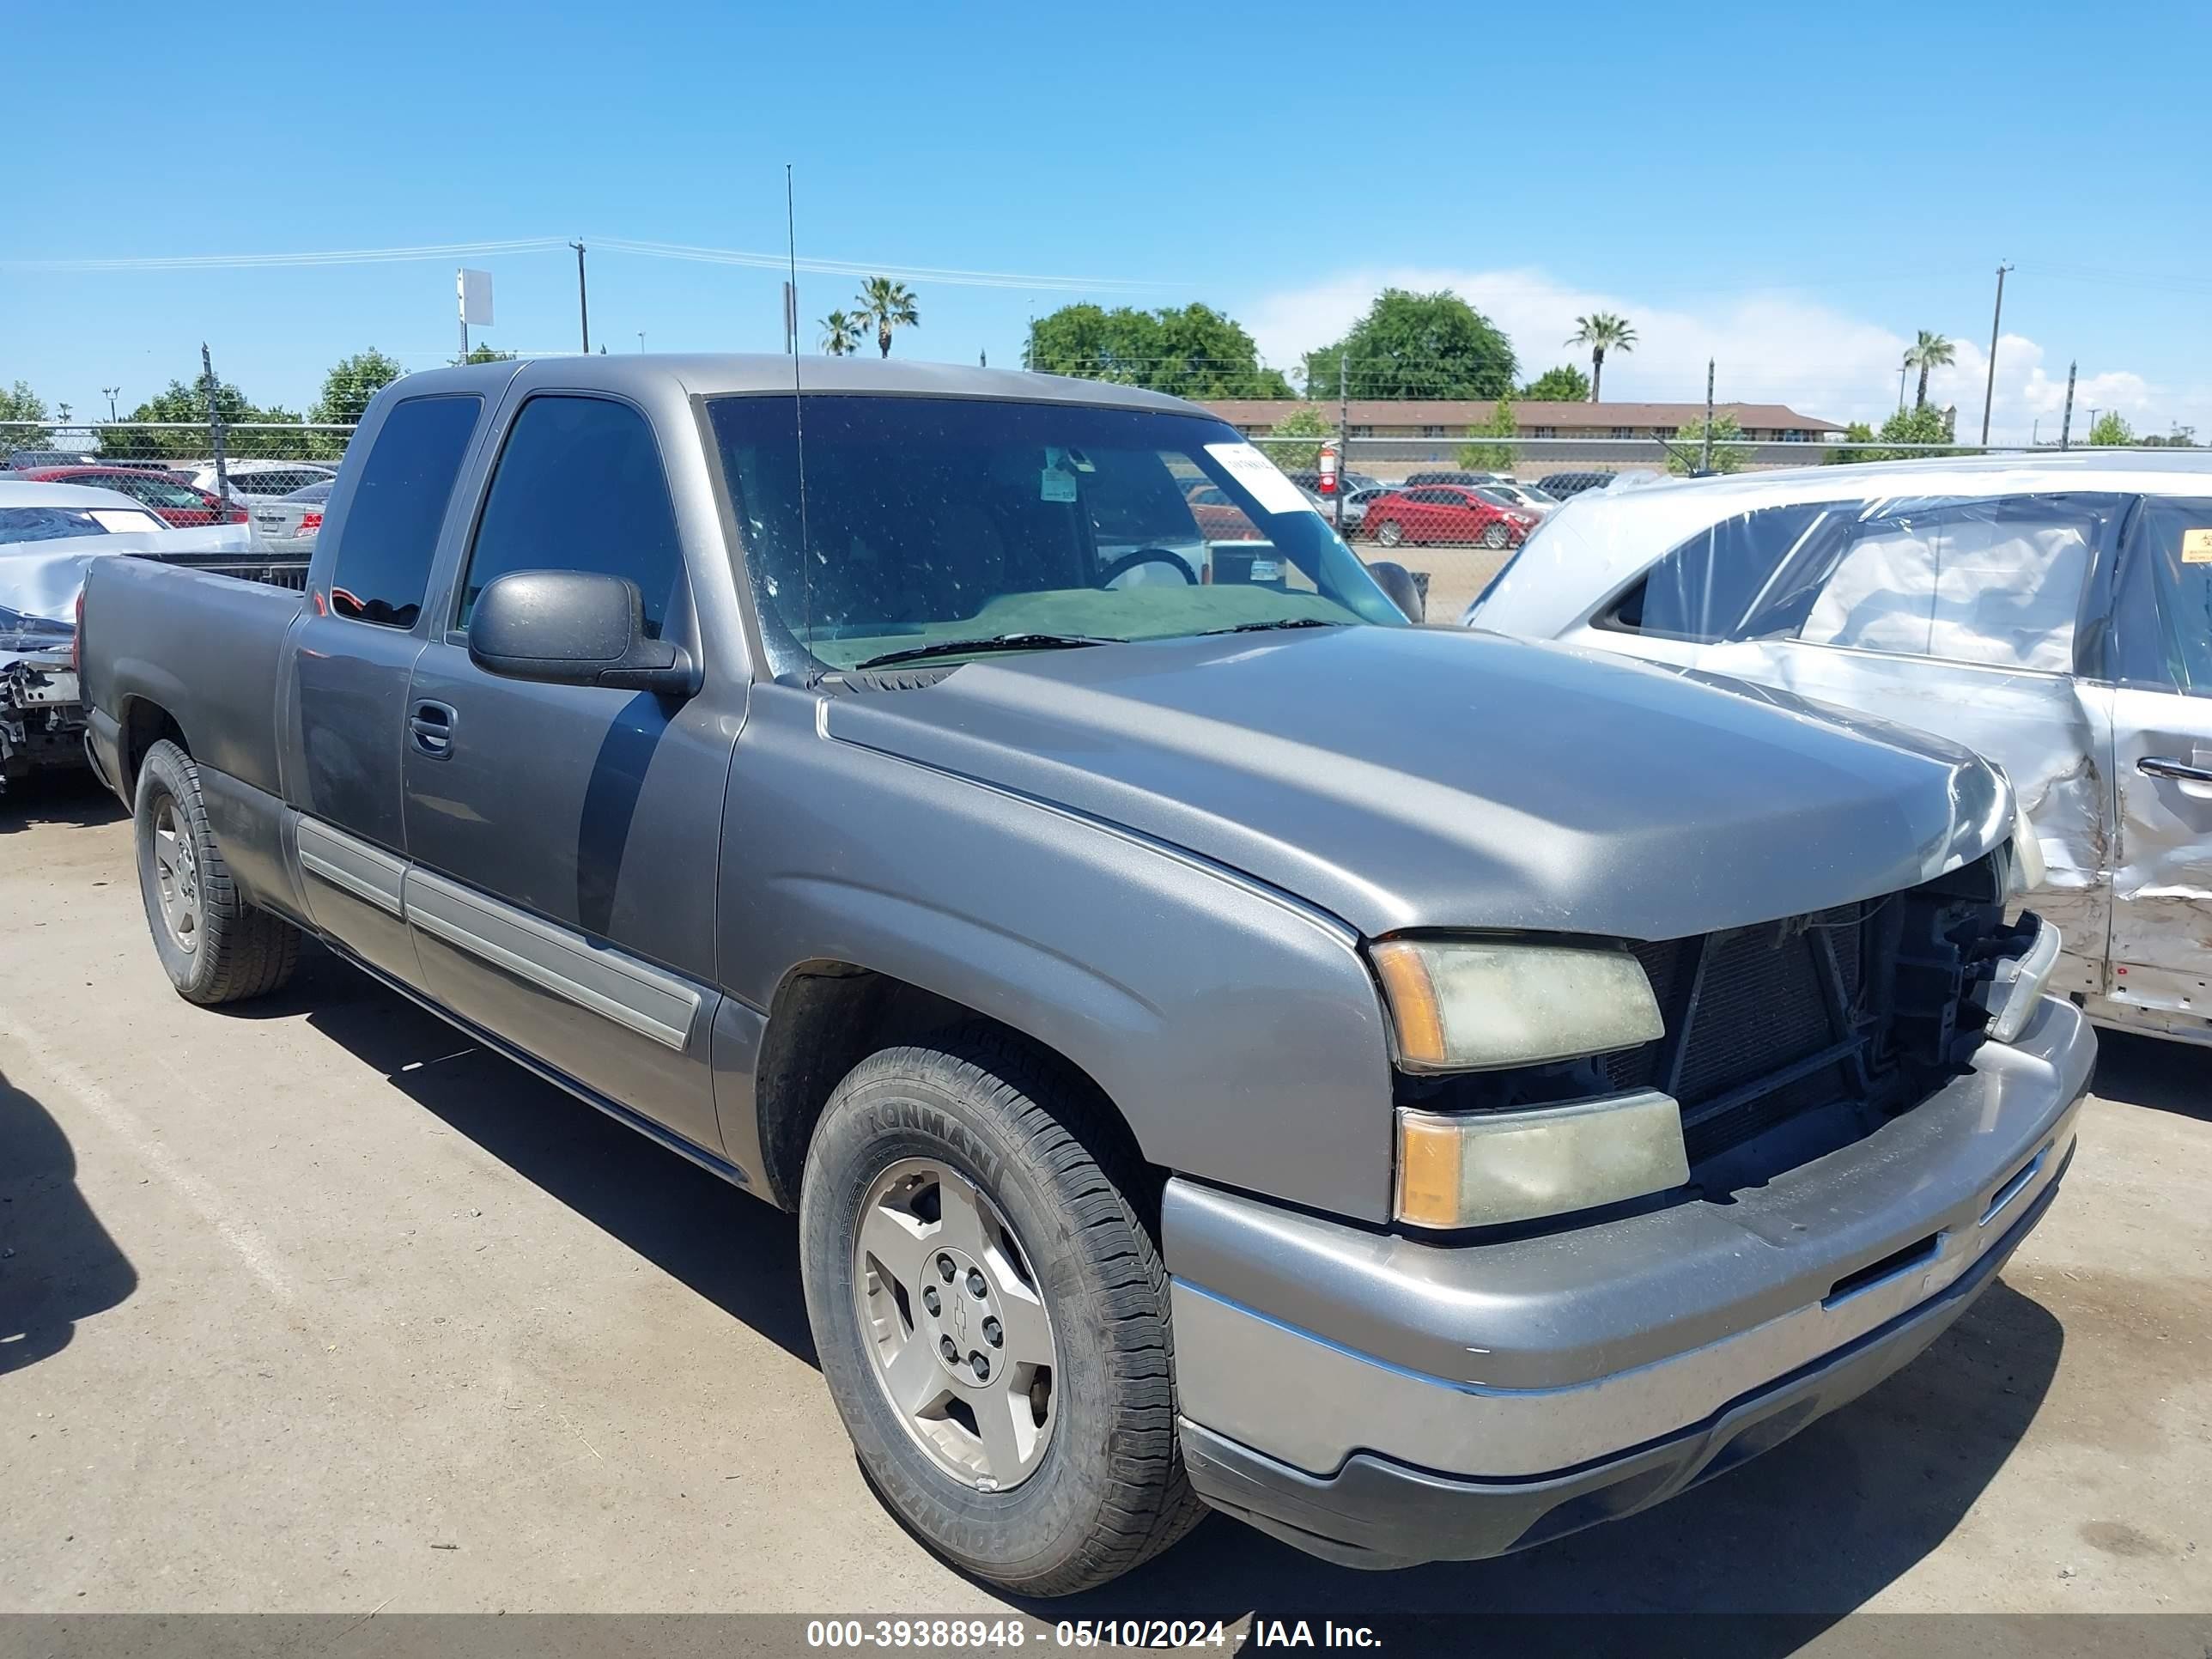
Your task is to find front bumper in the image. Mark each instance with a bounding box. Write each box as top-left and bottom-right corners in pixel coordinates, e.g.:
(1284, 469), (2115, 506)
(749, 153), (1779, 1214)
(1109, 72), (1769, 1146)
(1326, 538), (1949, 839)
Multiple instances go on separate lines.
(1166, 994), (2093, 1566)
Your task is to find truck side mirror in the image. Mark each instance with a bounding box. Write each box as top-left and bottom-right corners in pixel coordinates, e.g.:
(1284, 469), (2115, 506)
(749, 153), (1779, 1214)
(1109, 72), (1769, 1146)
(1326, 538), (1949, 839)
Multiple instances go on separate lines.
(1366, 560), (1425, 623)
(466, 569), (698, 697)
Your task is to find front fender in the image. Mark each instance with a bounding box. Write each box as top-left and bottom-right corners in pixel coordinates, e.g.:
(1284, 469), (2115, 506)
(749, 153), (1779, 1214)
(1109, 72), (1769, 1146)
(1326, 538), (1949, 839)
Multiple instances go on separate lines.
(720, 687), (1399, 1223)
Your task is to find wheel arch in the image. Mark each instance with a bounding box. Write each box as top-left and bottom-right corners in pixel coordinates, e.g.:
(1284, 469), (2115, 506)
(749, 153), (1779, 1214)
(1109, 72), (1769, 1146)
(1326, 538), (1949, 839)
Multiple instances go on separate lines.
(750, 958), (1155, 1218)
(118, 695), (191, 799)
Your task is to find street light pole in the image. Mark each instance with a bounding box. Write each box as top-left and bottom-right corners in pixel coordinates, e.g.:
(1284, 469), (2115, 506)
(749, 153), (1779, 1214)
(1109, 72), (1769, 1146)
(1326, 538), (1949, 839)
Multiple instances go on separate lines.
(1979, 261), (2013, 445)
(637, 331), (646, 353)
(1897, 360), (1907, 411)
(102, 386), (119, 421)
(569, 240), (591, 355)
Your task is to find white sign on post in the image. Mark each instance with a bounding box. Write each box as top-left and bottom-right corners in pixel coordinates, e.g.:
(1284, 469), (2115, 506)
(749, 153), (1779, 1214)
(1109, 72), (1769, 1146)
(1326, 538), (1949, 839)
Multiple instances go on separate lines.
(458, 267), (495, 327)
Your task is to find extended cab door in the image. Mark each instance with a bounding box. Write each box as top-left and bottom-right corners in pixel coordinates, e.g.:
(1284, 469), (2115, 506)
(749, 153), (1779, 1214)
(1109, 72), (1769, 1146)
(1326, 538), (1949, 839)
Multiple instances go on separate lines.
(398, 388), (738, 1155)
(283, 392), (487, 983)
(2105, 493), (2212, 1024)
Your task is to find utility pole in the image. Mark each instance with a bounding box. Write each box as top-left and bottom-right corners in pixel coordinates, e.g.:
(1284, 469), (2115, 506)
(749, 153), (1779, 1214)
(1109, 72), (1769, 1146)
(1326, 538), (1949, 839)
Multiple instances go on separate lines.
(1702, 358), (1715, 473)
(1979, 261), (2013, 445)
(1335, 351), (1349, 536)
(569, 240), (591, 354)
(2059, 362), (2077, 449)
(201, 343), (229, 510)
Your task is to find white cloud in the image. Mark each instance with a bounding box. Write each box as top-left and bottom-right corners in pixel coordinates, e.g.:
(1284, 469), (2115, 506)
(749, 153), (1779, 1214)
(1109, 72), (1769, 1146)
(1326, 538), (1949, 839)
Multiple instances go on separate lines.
(1242, 265), (2207, 444)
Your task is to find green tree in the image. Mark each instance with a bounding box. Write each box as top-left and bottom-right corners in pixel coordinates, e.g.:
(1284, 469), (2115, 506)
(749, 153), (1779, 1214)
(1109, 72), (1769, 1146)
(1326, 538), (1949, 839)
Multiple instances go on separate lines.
(1667, 413), (1750, 474)
(1833, 404), (1955, 464)
(1302, 289), (1517, 401)
(0, 380), (52, 454)
(1457, 398), (1518, 471)
(1565, 313), (1636, 401)
(1520, 364), (1590, 402)
(454, 345), (515, 366)
(1264, 405), (1334, 471)
(312, 349), (405, 426)
(2088, 411), (2134, 447)
(1823, 420), (1875, 464)
(854, 276), (920, 358)
(1903, 331), (1954, 410)
(818, 310), (865, 356)
(1023, 302), (1292, 397)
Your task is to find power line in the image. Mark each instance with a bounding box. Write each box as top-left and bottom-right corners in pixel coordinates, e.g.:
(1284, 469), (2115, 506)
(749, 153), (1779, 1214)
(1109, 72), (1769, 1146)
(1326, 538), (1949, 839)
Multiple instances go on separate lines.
(2, 234), (1170, 293)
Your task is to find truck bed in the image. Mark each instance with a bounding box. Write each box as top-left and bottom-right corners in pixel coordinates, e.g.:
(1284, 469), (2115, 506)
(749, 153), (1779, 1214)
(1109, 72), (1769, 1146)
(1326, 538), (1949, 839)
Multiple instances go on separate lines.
(80, 552), (306, 803)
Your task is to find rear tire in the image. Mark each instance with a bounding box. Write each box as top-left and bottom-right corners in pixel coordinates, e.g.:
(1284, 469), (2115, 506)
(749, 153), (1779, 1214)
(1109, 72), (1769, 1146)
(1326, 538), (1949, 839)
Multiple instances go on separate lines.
(133, 738), (299, 1005)
(1481, 521), (1511, 549)
(799, 1025), (1204, 1595)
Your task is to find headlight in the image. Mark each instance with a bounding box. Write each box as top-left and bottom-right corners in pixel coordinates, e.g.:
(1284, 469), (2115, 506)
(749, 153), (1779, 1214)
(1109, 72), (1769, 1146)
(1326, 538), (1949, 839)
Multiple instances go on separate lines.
(1396, 1091), (1690, 1229)
(1369, 939), (1665, 1072)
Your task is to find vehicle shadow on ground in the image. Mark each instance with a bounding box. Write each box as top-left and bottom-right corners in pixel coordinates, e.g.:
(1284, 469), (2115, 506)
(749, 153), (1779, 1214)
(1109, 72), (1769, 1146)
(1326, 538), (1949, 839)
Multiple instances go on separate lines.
(1030, 1278), (2063, 1636)
(0, 1068), (138, 1376)
(0, 771), (125, 836)
(2089, 1030), (2211, 1123)
(274, 946), (818, 1368)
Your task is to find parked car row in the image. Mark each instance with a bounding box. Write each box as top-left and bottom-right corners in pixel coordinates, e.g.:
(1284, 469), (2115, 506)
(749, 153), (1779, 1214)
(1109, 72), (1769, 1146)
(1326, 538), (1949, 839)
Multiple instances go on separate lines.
(76, 356), (2089, 1598)
(0, 475), (289, 793)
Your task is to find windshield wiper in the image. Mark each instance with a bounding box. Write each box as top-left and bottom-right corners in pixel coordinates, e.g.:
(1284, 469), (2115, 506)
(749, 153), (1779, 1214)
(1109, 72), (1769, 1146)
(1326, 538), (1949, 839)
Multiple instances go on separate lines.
(1195, 617), (1346, 637)
(854, 632), (1115, 670)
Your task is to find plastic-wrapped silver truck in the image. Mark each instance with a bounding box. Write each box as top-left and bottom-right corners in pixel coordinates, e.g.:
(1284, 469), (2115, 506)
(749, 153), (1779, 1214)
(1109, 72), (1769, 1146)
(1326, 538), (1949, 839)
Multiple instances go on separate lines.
(80, 356), (2088, 1592)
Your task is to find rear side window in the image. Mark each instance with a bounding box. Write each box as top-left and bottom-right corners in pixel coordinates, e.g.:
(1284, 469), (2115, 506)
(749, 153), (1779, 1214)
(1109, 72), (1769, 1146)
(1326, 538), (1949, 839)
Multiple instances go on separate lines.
(1605, 501), (1849, 641)
(457, 395), (684, 638)
(1798, 495), (2110, 672)
(1611, 493), (2121, 672)
(328, 395), (482, 629)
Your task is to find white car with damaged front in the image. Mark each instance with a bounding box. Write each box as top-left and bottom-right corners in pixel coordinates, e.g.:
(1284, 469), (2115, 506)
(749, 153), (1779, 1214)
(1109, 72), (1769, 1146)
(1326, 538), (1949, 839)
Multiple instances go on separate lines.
(1462, 450), (2212, 1049)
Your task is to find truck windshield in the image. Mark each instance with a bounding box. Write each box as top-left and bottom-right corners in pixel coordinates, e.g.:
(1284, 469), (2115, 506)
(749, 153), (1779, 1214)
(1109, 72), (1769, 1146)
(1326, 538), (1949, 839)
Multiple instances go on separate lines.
(706, 394), (1407, 676)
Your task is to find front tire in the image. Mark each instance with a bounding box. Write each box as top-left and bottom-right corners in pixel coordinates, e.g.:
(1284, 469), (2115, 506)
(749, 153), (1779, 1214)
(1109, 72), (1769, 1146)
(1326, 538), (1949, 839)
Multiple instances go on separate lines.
(1373, 518), (1404, 549)
(799, 1026), (1203, 1595)
(133, 738), (299, 1005)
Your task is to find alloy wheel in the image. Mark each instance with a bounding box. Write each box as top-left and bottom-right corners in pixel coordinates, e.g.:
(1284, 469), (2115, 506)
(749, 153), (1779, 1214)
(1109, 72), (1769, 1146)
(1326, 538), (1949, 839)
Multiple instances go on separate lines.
(852, 1158), (1058, 1492)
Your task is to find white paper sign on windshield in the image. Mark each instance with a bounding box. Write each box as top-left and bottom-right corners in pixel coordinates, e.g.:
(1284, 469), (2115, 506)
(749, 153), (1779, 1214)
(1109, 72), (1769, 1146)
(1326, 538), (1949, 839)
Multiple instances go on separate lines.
(1204, 442), (1317, 518)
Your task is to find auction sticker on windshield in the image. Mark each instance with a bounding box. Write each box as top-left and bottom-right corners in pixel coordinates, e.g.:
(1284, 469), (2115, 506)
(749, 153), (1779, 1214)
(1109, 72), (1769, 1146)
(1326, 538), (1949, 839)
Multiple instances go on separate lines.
(1206, 442), (1316, 518)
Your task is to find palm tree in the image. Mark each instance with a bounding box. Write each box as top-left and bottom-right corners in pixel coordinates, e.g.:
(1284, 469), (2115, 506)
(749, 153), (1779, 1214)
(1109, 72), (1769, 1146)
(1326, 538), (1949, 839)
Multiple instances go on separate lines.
(854, 276), (920, 358)
(818, 310), (865, 356)
(1565, 313), (1637, 402)
(1903, 330), (1955, 410)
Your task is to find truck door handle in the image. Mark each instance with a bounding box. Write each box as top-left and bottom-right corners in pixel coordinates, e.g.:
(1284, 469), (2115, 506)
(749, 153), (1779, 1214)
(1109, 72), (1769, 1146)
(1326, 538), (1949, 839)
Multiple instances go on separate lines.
(410, 700), (458, 758)
(2138, 755), (2212, 786)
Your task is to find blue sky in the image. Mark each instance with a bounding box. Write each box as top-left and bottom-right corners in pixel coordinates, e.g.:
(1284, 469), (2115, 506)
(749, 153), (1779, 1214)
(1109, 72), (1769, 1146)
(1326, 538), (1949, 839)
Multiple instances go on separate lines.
(6, 0), (2209, 441)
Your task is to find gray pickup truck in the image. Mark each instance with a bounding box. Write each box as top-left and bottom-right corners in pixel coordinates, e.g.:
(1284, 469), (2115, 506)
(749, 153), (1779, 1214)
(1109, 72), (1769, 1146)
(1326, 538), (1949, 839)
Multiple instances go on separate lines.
(80, 356), (2091, 1594)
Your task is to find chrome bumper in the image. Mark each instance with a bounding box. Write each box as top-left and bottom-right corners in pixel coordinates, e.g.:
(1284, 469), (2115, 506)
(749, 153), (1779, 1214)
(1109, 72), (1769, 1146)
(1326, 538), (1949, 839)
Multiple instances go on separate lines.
(1166, 995), (2092, 1557)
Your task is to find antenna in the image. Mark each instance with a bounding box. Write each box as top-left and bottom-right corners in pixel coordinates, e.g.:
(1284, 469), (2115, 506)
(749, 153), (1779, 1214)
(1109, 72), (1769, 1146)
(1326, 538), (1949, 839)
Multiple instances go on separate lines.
(787, 163), (816, 686)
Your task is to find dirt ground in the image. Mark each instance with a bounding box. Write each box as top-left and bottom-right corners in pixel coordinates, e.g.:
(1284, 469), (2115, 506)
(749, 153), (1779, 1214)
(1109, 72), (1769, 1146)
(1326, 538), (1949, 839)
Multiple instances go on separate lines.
(3, 771), (2208, 1626)
(1398, 545), (1512, 623)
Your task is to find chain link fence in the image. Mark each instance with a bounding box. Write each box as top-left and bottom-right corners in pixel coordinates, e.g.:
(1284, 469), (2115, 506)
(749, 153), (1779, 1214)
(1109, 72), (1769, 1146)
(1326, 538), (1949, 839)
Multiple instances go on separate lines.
(2, 419), (357, 549)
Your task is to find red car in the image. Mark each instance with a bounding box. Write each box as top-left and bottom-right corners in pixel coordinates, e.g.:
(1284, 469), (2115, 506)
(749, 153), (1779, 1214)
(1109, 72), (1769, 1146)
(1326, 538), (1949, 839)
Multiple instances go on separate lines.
(18, 465), (247, 529)
(1181, 479), (1265, 543)
(1361, 484), (1534, 550)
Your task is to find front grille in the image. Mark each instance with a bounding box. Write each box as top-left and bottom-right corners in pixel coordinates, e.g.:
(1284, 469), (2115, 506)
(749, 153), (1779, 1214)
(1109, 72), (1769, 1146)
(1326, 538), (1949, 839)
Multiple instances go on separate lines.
(1604, 900), (1881, 1164)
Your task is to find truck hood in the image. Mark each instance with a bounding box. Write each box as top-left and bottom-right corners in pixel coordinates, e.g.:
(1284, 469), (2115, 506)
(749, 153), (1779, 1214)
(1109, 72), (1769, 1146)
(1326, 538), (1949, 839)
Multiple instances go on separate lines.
(821, 625), (2013, 942)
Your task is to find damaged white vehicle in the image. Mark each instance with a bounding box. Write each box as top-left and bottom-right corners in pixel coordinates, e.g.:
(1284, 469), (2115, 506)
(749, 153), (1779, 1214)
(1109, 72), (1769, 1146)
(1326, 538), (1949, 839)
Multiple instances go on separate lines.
(1, 479), (253, 791)
(1465, 452), (2212, 1048)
